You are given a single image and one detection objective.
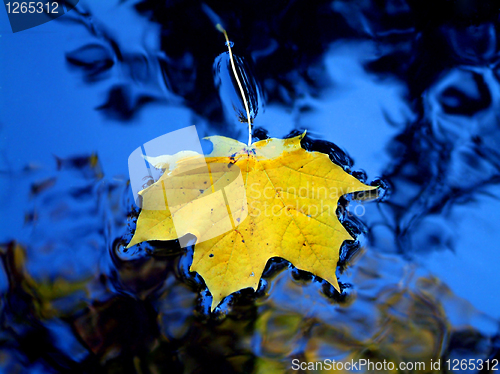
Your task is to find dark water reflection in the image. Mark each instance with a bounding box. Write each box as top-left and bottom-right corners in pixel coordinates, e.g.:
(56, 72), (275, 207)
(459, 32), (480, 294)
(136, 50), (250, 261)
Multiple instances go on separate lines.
(1, 0), (500, 372)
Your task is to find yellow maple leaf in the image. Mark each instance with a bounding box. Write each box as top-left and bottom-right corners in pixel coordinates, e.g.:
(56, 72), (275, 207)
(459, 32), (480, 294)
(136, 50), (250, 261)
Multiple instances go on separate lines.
(127, 133), (376, 310)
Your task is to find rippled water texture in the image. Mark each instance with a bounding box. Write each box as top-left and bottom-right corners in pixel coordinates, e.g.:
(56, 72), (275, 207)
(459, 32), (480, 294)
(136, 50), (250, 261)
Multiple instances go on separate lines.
(1, 0), (500, 372)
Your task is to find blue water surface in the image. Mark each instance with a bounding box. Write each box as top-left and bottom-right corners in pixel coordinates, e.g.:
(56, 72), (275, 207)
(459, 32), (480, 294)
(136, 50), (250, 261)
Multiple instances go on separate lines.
(1, 0), (500, 372)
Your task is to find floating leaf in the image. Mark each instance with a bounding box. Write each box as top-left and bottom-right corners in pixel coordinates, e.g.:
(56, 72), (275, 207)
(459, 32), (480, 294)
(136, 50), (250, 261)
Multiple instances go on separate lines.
(128, 133), (376, 310)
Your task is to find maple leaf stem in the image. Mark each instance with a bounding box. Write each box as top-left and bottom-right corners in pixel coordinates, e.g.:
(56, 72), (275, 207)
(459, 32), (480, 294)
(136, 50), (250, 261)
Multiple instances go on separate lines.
(216, 24), (253, 146)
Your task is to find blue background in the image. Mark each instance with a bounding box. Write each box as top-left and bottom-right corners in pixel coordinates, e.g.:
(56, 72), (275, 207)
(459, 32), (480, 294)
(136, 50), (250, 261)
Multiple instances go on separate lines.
(1, 0), (499, 372)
